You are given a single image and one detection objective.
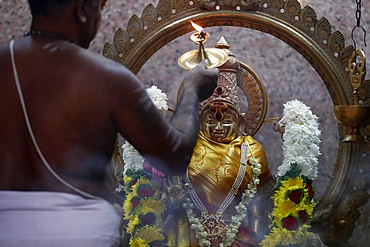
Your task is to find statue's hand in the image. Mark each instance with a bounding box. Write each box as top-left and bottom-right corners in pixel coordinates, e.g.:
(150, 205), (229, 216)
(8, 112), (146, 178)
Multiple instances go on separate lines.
(164, 174), (189, 209)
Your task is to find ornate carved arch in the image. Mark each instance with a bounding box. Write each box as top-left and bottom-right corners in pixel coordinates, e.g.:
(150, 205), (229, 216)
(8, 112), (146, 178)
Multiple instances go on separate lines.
(103, 0), (370, 245)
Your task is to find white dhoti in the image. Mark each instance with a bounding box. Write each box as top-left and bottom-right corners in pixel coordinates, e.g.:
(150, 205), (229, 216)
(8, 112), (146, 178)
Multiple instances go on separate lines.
(0, 191), (123, 247)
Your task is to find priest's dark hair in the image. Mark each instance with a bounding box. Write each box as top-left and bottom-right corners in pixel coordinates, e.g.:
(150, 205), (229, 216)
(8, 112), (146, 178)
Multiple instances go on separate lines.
(27, 0), (74, 16)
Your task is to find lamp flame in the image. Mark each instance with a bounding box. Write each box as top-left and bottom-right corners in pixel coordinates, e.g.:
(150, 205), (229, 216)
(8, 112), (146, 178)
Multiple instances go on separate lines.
(189, 21), (208, 43)
(190, 21), (204, 33)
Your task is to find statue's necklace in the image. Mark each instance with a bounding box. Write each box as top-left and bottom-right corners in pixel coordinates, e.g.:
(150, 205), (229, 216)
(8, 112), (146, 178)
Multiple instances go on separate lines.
(24, 30), (75, 45)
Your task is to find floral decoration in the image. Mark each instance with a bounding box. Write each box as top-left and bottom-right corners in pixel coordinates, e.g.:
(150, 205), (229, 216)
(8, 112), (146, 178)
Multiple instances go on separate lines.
(121, 85), (168, 246)
(261, 99), (321, 247)
(276, 100), (321, 180)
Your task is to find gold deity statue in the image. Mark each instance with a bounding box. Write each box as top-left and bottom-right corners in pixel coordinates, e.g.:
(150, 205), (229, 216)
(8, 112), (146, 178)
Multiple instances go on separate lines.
(164, 37), (275, 247)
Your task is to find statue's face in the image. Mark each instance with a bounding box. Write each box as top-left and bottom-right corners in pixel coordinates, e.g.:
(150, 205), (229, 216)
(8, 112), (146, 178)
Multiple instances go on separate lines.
(202, 106), (240, 143)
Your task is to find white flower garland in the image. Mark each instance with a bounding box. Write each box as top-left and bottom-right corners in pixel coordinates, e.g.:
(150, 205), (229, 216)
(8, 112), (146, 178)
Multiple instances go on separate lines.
(122, 85), (168, 173)
(145, 85), (169, 115)
(277, 99), (321, 180)
(122, 142), (144, 173)
(183, 148), (262, 247)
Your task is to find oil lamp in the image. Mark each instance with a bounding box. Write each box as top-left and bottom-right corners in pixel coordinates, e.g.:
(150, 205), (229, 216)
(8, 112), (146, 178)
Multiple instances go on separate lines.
(178, 21), (228, 70)
(333, 0), (370, 143)
(333, 49), (370, 142)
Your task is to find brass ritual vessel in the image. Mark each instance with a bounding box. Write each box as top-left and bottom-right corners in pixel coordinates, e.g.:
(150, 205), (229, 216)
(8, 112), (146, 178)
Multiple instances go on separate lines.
(333, 49), (370, 142)
(178, 21), (228, 70)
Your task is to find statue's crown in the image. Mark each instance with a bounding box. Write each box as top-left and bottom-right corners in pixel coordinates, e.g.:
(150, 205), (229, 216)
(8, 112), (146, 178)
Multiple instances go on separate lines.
(201, 36), (240, 113)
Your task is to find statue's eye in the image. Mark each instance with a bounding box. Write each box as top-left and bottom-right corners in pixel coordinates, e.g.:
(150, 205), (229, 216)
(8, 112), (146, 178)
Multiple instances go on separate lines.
(207, 120), (215, 124)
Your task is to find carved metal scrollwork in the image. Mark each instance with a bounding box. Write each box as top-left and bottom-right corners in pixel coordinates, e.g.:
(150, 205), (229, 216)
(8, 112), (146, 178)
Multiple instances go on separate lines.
(199, 0), (260, 11)
(237, 62), (267, 136)
(312, 191), (369, 245)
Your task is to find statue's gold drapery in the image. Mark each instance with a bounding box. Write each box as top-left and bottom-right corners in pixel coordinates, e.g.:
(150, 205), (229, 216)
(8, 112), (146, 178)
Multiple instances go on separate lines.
(103, 0), (370, 245)
(188, 133), (271, 210)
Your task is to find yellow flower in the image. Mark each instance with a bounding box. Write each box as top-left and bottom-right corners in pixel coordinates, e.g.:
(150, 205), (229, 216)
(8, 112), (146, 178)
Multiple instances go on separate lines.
(260, 225), (312, 246)
(123, 192), (137, 219)
(129, 237), (150, 247)
(136, 225), (165, 242)
(272, 200), (296, 226)
(137, 198), (165, 212)
(282, 177), (305, 188)
(126, 215), (140, 234)
(123, 175), (134, 187)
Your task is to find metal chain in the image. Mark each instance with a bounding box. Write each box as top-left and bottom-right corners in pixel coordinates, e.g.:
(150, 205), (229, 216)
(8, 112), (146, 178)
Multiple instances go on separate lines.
(352, 0), (367, 49)
(356, 0), (362, 27)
